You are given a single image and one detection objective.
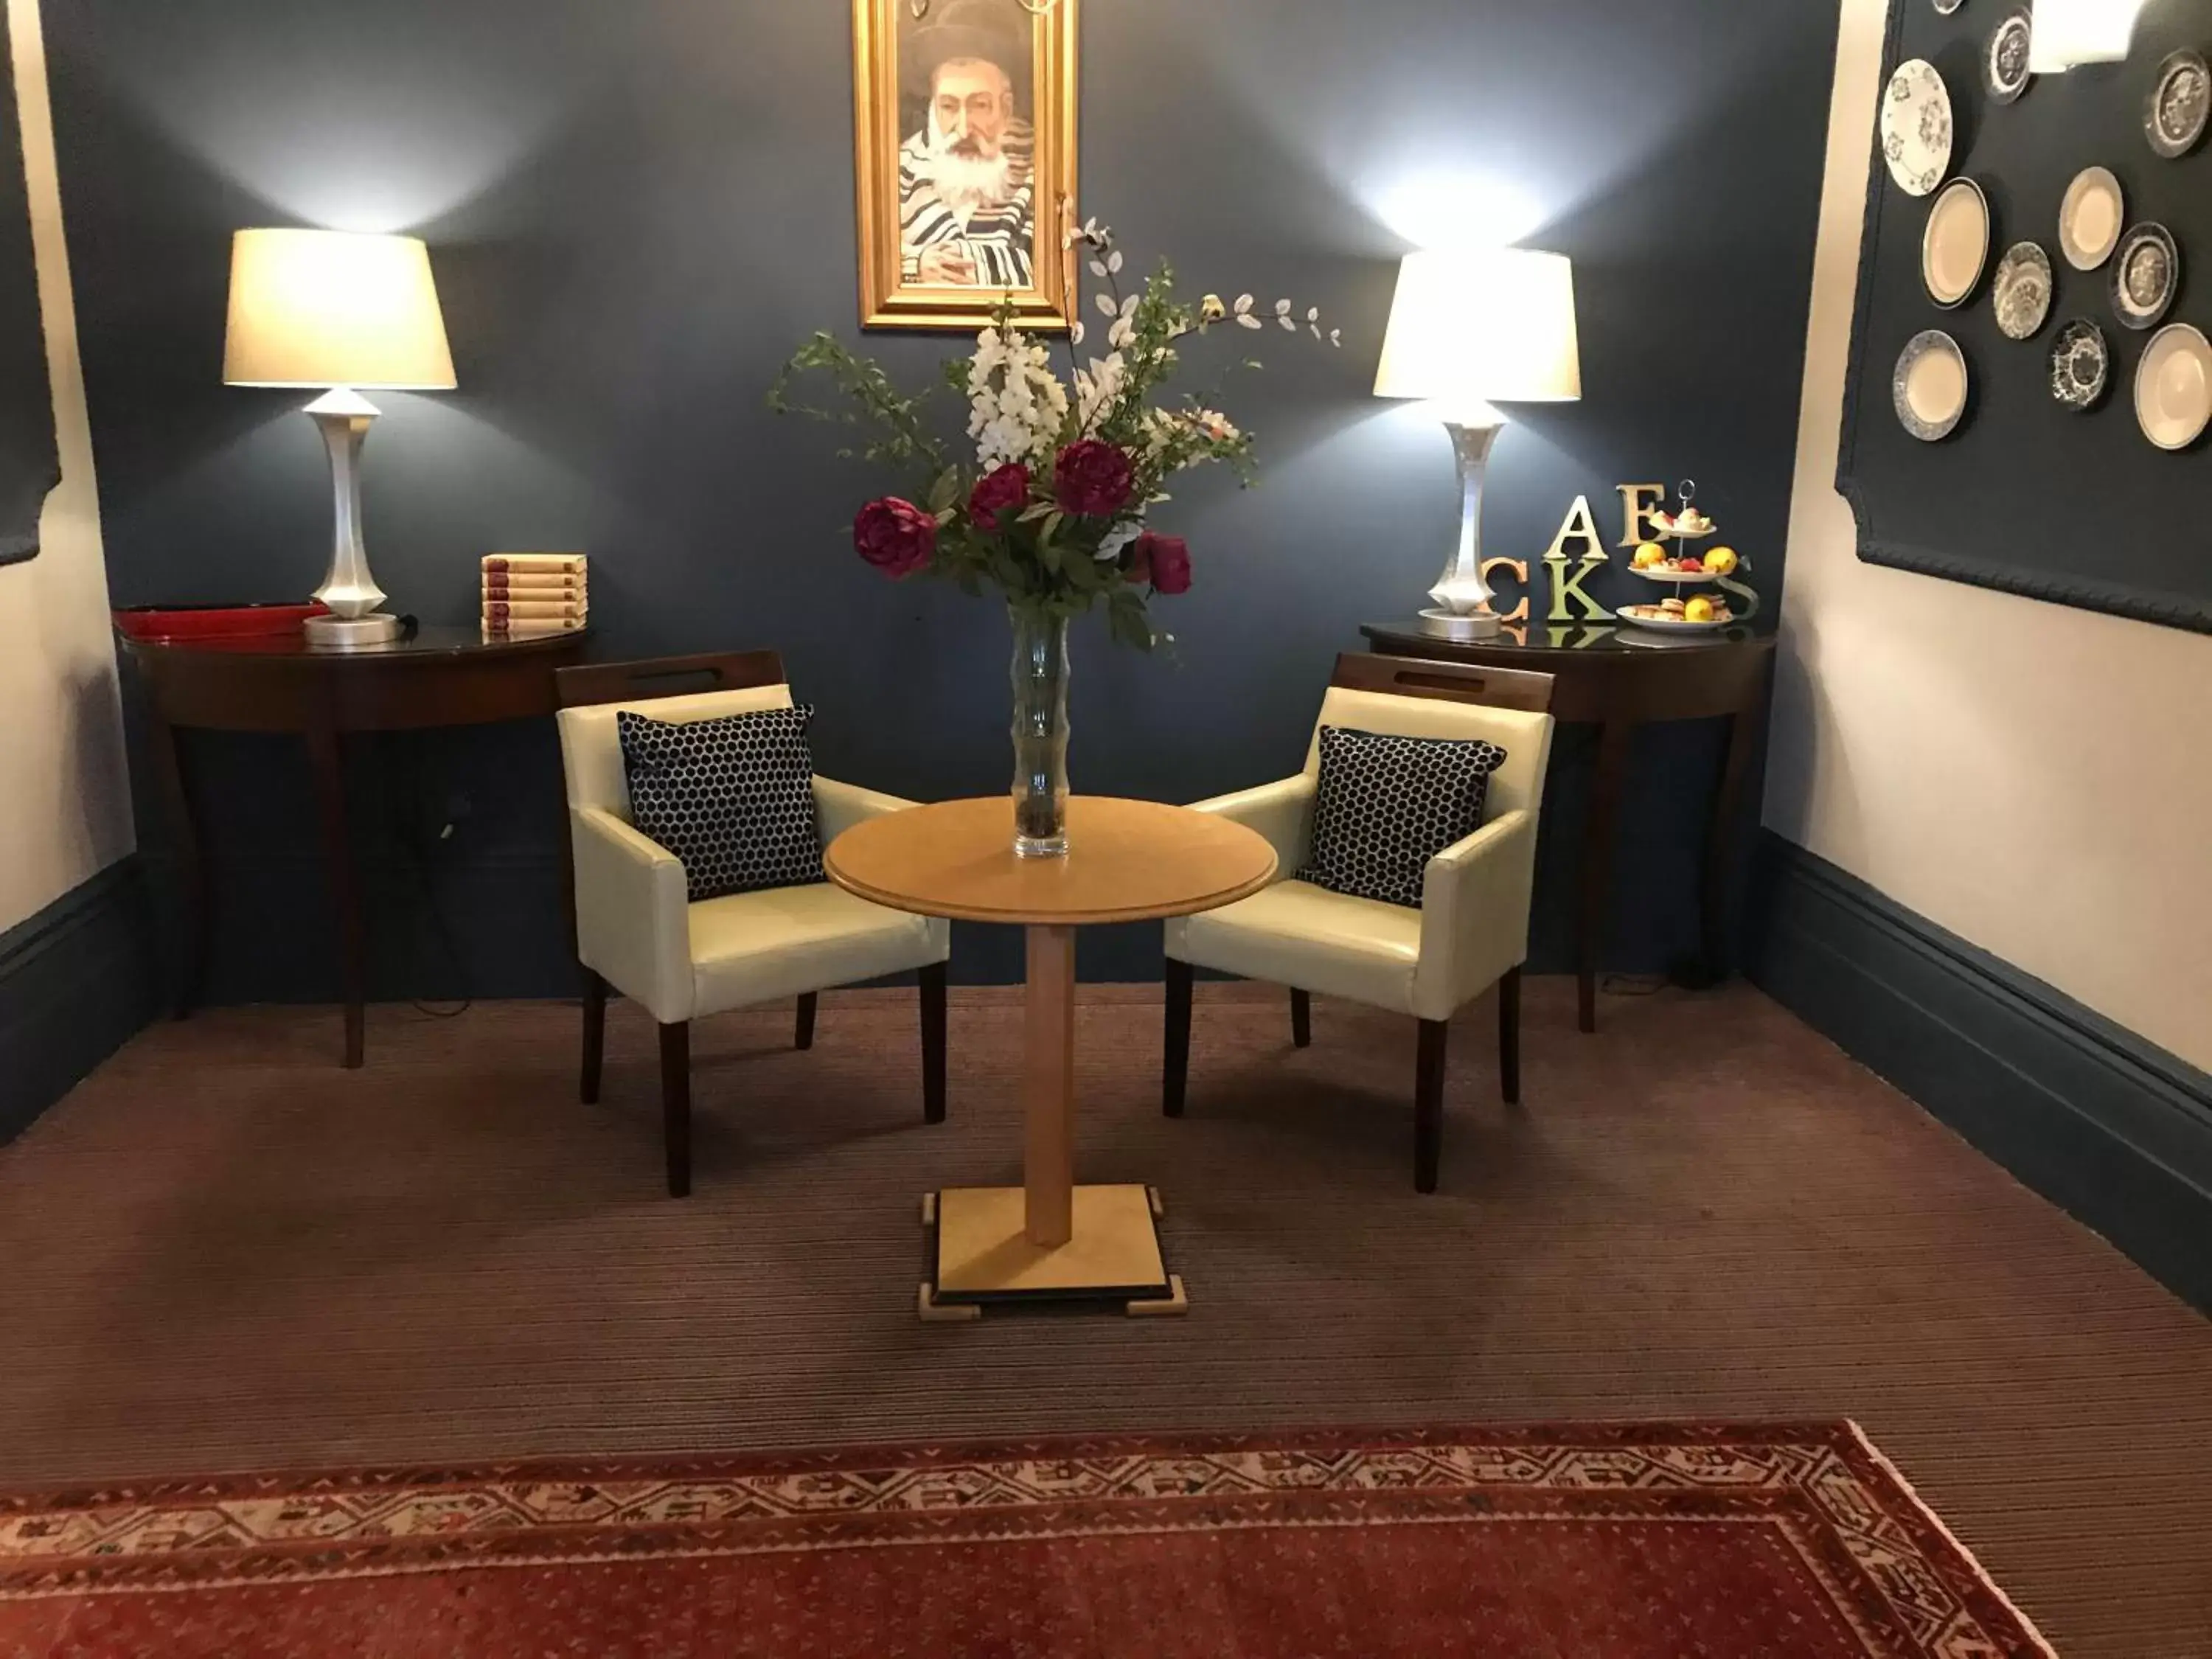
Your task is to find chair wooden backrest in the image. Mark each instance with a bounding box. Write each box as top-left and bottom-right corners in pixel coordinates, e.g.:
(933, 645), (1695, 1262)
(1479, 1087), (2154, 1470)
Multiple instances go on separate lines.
(554, 650), (793, 817)
(554, 650), (787, 711)
(1327, 652), (1554, 714)
(1306, 653), (1558, 822)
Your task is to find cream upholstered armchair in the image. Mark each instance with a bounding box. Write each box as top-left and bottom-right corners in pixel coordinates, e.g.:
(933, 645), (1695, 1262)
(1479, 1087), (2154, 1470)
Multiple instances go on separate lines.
(1164, 653), (1556, 1192)
(554, 651), (950, 1197)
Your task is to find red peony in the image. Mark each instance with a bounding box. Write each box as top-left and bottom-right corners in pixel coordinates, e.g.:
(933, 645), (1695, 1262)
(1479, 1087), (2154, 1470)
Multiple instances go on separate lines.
(1127, 531), (1191, 595)
(852, 497), (936, 578)
(967, 462), (1030, 526)
(1054, 439), (1135, 518)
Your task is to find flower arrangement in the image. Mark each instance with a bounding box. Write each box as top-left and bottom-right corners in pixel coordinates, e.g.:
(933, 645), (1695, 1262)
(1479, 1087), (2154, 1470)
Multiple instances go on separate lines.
(771, 218), (1338, 651)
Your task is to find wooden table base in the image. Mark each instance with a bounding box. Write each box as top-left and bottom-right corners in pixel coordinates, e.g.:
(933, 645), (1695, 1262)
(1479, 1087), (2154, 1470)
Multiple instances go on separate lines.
(919, 922), (1185, 1319)
(920, 1185), (1183, 1318)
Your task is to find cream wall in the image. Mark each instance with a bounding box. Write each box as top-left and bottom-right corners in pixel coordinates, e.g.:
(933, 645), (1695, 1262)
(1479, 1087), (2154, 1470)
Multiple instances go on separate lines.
(1766, 0), (2212, 1072)
(0, 0), (133, 931)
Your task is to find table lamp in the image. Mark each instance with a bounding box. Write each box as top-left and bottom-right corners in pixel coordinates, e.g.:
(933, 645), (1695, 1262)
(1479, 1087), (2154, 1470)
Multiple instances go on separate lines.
(223, 228), (456, 649)
(1374, 248), (1580, 641)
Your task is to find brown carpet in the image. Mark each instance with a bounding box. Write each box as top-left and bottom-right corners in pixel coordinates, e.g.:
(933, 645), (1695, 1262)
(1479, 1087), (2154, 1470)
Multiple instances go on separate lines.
(0, 978), (2205, 1656)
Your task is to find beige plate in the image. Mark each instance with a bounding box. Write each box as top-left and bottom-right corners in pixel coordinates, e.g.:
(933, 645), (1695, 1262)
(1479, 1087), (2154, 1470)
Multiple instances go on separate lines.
(2135, 323), (2212, 451)
(2058, 167), (2124, 270)
(1922, 178), (1990, 307)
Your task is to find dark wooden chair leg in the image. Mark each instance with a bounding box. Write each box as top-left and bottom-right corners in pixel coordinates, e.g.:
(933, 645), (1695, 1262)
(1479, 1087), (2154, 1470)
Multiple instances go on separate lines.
(659, 1020), (692, 1198)
(795, 992), (817, 1051)
(1498, 967), (1522, 1106)
(580, 970), (608, 1104)
(1290, 987), (1312, 1048)
(919, 962), (947, 1124)
(1414, 1018), (1449, 1194)
(1164, 957), (1192, 1118)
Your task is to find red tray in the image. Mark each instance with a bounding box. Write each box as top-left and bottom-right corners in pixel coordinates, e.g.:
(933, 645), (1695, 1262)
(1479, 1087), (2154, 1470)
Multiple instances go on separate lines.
(112, 602), (328, 641)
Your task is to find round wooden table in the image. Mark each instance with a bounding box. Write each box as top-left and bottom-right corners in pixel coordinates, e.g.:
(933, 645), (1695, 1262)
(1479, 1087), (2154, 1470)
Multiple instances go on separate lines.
(826, 795), (1276, 1318)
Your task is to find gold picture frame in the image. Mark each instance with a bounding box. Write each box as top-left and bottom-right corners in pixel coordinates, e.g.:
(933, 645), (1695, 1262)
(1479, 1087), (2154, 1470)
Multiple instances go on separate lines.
(851, 0), (1078, 332)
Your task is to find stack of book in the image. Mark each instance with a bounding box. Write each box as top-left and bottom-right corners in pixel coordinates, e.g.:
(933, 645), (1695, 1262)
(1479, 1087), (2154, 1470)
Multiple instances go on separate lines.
(481, 554), (587, 639)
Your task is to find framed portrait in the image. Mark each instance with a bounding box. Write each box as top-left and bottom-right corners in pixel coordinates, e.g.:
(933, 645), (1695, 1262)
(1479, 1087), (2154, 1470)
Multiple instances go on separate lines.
(849, 0), (1079, 332)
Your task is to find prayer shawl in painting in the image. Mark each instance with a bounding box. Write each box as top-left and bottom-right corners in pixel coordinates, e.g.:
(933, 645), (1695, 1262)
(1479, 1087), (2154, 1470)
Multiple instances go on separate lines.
(897, 117), (1035, 290)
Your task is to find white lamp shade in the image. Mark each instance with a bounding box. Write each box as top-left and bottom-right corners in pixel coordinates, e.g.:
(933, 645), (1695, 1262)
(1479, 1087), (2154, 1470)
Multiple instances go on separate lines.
(222, 229), (457, 390)
(2027, 0), (2145, 73)
(1373, 248), (1581, 408)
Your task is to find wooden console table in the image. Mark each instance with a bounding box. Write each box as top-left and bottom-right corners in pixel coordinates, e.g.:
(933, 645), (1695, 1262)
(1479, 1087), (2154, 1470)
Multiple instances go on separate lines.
(1360, 622), (1775, 1033)
(120, 625), (589, 1067)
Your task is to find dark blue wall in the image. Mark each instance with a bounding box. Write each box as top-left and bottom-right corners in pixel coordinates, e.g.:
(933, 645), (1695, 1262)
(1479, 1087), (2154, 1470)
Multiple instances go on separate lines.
(49, 0), (1839, 995)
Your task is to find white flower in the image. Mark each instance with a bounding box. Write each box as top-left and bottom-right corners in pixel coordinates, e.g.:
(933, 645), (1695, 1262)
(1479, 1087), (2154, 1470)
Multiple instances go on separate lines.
(1072, 351), (1127, 426)
(1096, 521), (1141, 560)
(967, 325), (1068, 470)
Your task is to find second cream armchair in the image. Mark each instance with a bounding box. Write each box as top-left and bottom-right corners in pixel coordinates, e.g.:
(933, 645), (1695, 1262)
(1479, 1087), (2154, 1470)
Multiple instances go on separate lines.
(1163, 653), (1556, 1192)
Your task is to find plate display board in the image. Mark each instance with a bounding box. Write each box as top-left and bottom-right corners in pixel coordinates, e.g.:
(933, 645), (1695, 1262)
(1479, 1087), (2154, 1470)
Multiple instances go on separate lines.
(0, 10), (57, 566)
(1838, 0), (2212, 633)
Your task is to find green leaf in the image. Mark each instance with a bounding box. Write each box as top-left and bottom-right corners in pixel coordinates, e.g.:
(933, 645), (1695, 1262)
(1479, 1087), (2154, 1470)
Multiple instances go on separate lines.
(927, 467), (959, 512)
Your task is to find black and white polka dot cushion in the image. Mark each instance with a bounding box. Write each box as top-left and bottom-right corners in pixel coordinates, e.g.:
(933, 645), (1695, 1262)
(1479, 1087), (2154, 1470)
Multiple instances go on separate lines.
(616, 705), (825, 902)
(1297, 725), (1509, 910)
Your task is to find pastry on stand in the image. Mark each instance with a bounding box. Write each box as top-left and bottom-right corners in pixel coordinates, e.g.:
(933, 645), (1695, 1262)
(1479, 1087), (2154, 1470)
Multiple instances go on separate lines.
(1621, 479), (1747, 634)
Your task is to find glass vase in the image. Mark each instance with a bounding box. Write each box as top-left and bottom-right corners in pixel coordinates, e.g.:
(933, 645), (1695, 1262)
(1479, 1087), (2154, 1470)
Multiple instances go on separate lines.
(1008, 604), (1071, 858)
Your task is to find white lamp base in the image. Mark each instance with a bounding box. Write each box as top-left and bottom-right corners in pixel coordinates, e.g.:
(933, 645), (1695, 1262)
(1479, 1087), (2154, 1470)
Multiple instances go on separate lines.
(302, 387), (404, 648)
(305, 612), (404, 650)
(1417, 606), (1502, 642)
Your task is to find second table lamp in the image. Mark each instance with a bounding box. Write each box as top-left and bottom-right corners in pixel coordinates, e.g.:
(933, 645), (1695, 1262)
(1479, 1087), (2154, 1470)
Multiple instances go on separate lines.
(1374, 247), (1581, 640)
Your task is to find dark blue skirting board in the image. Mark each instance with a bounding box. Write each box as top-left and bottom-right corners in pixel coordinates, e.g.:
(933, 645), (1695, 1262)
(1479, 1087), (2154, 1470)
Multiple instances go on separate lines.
(1748, 831), (2212, 1315)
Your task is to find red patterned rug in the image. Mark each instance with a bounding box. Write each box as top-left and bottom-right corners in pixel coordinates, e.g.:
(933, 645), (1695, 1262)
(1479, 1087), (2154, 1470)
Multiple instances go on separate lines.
(0, 1422), (2053, 1657)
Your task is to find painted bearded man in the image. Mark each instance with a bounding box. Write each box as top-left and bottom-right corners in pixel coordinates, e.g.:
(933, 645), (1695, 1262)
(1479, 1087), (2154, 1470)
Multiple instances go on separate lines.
(899, 1), (1034, 289)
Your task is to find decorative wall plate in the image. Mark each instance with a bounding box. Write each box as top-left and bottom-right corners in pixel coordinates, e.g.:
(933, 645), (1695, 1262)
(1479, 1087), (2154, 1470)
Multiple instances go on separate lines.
(2047, 318), (2110, 410)
(1986, 12), (2032, 103)
(1880, 60), (1954, 196)
(1933, 0), (1965, 12)
(2146, 50), (2210, 159)
(1893, 330), (1969, 440)
(2109, 222), (2179, 330)
(1992, 241), (2053, 338)
(1921, 178), (1991, 307)
(2057, 167), (2125, 270)
(2134, 322), (2212, 449)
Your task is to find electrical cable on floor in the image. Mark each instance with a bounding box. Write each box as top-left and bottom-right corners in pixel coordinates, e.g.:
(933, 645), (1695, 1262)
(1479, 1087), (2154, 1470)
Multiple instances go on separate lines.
(386, 729), (473, 1021)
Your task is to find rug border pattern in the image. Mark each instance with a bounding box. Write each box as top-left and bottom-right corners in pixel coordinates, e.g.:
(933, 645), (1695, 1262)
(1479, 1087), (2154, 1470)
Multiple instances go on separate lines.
(0, 1420), (2056, 1658)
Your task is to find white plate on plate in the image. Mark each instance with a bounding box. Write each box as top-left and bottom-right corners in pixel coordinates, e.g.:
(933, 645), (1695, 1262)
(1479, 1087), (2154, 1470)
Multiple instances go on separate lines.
(1986, 11), (2032, 102)
(1880, 60), (1953, 197)
(1893, 330), (1969, 440)
(2059, 167), (2124, 270)
(1618, 605), (1731, 635)
(2146, 49), (2209, 159)
(2135, 322), (2212, 450)
(2110, 222), (2179, 330)
(1992, 240), (2052, 338)
(1923, 178), (1990, 307)
(1629, 563), (1724, 586)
